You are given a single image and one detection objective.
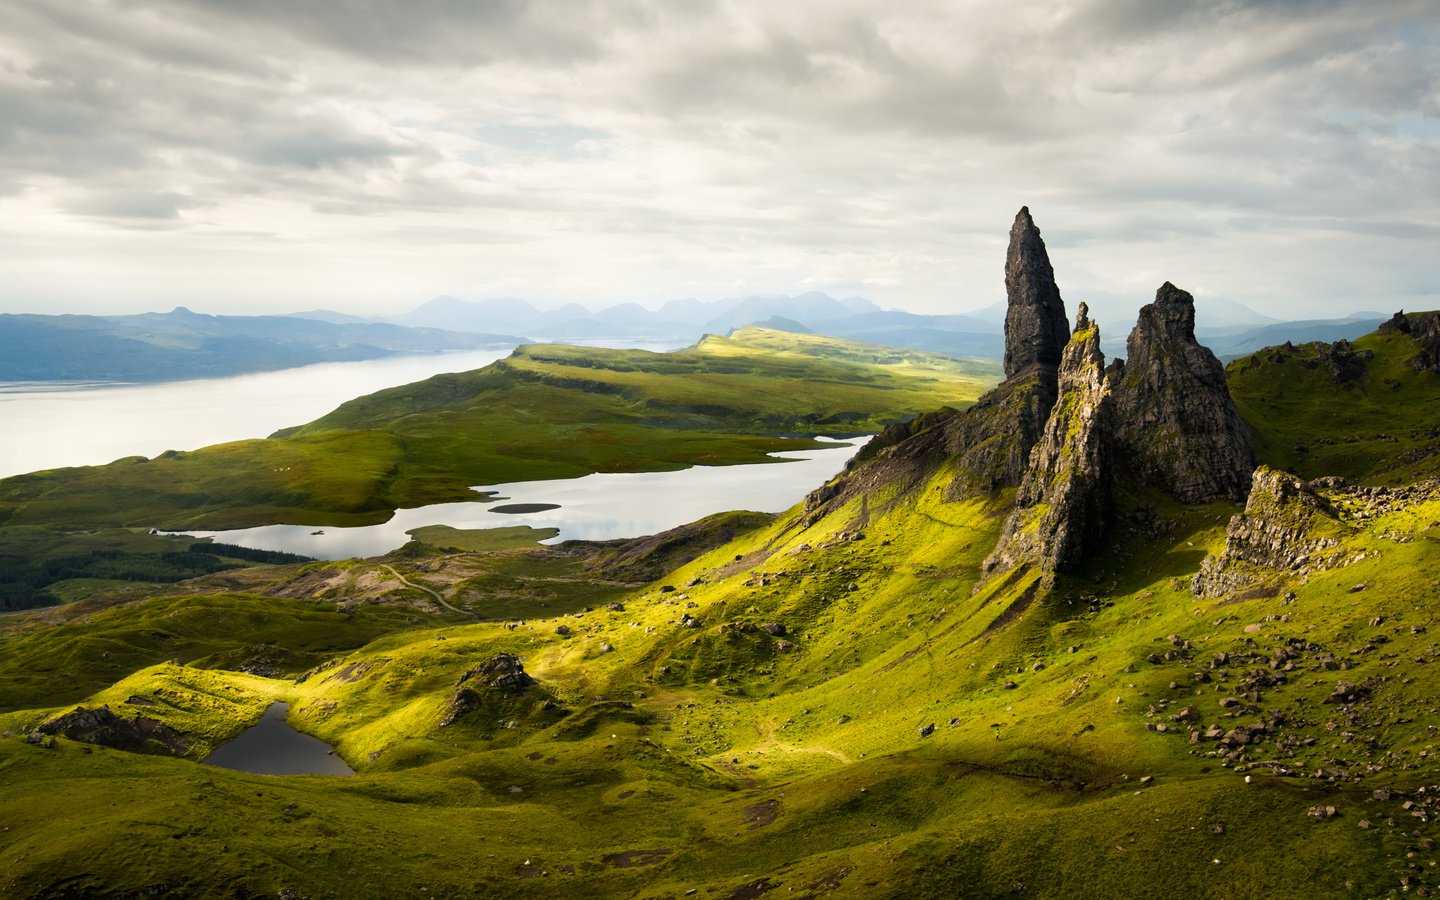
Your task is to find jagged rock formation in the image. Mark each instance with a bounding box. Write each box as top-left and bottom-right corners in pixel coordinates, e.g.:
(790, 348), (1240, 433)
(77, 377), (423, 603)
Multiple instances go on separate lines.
(984, 304), (1112, 579)
(1109, 282), (1255, 503)
(1003, 206), (1071, 378)
(1379, 310), (1440, 372)
(34, 705), (191, 754)
(1192, 467), (1349, 599)
(802, 208), (1071, 521)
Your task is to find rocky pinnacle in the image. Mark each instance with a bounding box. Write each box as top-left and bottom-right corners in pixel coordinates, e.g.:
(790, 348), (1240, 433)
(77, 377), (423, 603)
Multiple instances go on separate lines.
(1110, 282), (1256, 503)
(1003, 207), (1070, 379)
(984, 302), (1113, 579)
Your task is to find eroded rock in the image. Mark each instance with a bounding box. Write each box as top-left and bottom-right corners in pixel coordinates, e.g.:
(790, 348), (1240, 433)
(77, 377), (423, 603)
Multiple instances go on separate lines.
(1109, 282), (1255, 503)
(1193, 467), (1349, 599)
(1003, 206), (1070, 378)
(984, 304), (1112, 578)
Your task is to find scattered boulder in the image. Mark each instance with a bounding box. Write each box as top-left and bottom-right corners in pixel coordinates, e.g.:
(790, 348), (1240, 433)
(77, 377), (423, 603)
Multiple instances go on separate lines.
(760, 623), (787, 637)
(1326, 681), (1370, 705)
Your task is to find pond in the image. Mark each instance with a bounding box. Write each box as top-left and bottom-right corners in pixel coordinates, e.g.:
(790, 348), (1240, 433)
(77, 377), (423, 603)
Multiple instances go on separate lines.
(183, 437), (865, 559)
(202, 702), (354, 776)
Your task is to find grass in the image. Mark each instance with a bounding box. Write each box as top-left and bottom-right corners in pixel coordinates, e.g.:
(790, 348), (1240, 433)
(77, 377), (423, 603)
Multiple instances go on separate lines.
(1227, 325), (1440, 482)
(1, 323), (1438, 896)
(3, 445), (1433, 897)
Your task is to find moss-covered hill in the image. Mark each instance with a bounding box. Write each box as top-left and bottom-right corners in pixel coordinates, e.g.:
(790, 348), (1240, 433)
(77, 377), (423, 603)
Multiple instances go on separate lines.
(1228, 311), (1440, 483)
(0, 318), (1437, 898)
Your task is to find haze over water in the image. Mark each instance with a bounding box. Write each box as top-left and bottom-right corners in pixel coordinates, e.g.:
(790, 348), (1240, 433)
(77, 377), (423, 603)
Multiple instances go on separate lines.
(0, 341), (670, 481)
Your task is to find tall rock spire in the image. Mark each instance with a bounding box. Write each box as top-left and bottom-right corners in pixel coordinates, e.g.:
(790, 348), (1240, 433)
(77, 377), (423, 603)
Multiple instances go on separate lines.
(1003, 207), (1070, 379)
(984, 302), (1113, 580)
(1109, 282), (1255, 503)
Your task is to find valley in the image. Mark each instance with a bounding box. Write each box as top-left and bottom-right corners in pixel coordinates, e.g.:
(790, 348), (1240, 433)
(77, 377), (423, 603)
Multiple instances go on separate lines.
(1, 214), (1438, 899)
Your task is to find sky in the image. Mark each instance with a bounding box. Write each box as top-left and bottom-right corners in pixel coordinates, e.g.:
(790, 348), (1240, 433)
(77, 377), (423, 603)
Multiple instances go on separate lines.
(0, 0), (1436, 323)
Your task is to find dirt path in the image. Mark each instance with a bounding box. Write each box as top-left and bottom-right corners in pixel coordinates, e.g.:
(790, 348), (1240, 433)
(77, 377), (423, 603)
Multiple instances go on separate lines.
(381, 565), (470, 617)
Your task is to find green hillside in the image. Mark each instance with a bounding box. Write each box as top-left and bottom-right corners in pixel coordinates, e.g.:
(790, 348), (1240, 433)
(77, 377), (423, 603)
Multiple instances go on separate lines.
(0, 318), (1436, 897)
(1227, 313), (1440, 482)
(1, 436), (1435, 897)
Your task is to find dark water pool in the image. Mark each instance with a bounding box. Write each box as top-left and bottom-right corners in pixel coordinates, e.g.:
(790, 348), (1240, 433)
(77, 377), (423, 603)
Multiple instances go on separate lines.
(202, 702), (354, 776)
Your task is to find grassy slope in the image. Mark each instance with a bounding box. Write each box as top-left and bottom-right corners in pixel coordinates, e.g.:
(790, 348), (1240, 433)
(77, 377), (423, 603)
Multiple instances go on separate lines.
(2, 456), (1435, 897)
(0, 328), (997, 533)
(4, 325), (1440, 896)
(1227, 326), (1440, 483)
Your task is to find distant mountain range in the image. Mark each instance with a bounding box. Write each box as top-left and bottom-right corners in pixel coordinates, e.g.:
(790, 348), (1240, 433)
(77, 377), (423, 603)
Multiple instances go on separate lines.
(4, 292), (1392, 384)
(0, 308), (522, 382)
(294, 292), (1392, 362)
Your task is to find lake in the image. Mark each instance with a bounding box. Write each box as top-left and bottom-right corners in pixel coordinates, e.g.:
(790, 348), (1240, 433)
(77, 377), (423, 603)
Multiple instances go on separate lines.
(202, 702), (354, 776)
(0, 350), (511, 478)
(184, 437), (863, 559)
(0, 340), (685, 479)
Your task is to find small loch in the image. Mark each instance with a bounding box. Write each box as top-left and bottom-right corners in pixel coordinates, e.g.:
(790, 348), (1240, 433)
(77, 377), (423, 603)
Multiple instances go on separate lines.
(203, 702), (354, 776)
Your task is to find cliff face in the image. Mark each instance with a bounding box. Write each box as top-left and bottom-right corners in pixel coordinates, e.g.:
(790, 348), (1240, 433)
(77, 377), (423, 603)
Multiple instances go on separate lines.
(984, 304), (1112, 579)
(1110, 282), (1255, 503)
(1003, 207), (1071, 379)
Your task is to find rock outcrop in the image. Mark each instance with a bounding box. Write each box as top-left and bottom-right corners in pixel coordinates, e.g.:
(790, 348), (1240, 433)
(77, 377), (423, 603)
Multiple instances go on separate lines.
(1192, 467), (1348, 599)
(1379, 310), (1440, 373)
(934, 372), (1059, 501)
(984, 304), (1112, 579)
(441, 653), (539, 727)
(1003, 206), (1071, 379)
(458, 653), (533, 692)
(1109, 282), (1255, 503)
(34, 705), (191, 755)
(1313, 339), (1373, 384)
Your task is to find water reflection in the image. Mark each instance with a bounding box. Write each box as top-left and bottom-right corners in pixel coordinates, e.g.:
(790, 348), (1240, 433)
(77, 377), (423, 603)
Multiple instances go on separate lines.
(0, 350), (512, 478)
(202, 702), (354, 776)
(185, 438), (864, 560)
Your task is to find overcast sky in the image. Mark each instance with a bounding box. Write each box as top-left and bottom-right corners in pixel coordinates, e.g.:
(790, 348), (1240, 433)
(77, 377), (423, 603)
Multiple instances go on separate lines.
(1, 0), (1436, 322)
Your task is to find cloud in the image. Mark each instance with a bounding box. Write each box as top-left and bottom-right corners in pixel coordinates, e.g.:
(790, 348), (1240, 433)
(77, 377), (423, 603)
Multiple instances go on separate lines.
(0, 0), (1434, 319)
